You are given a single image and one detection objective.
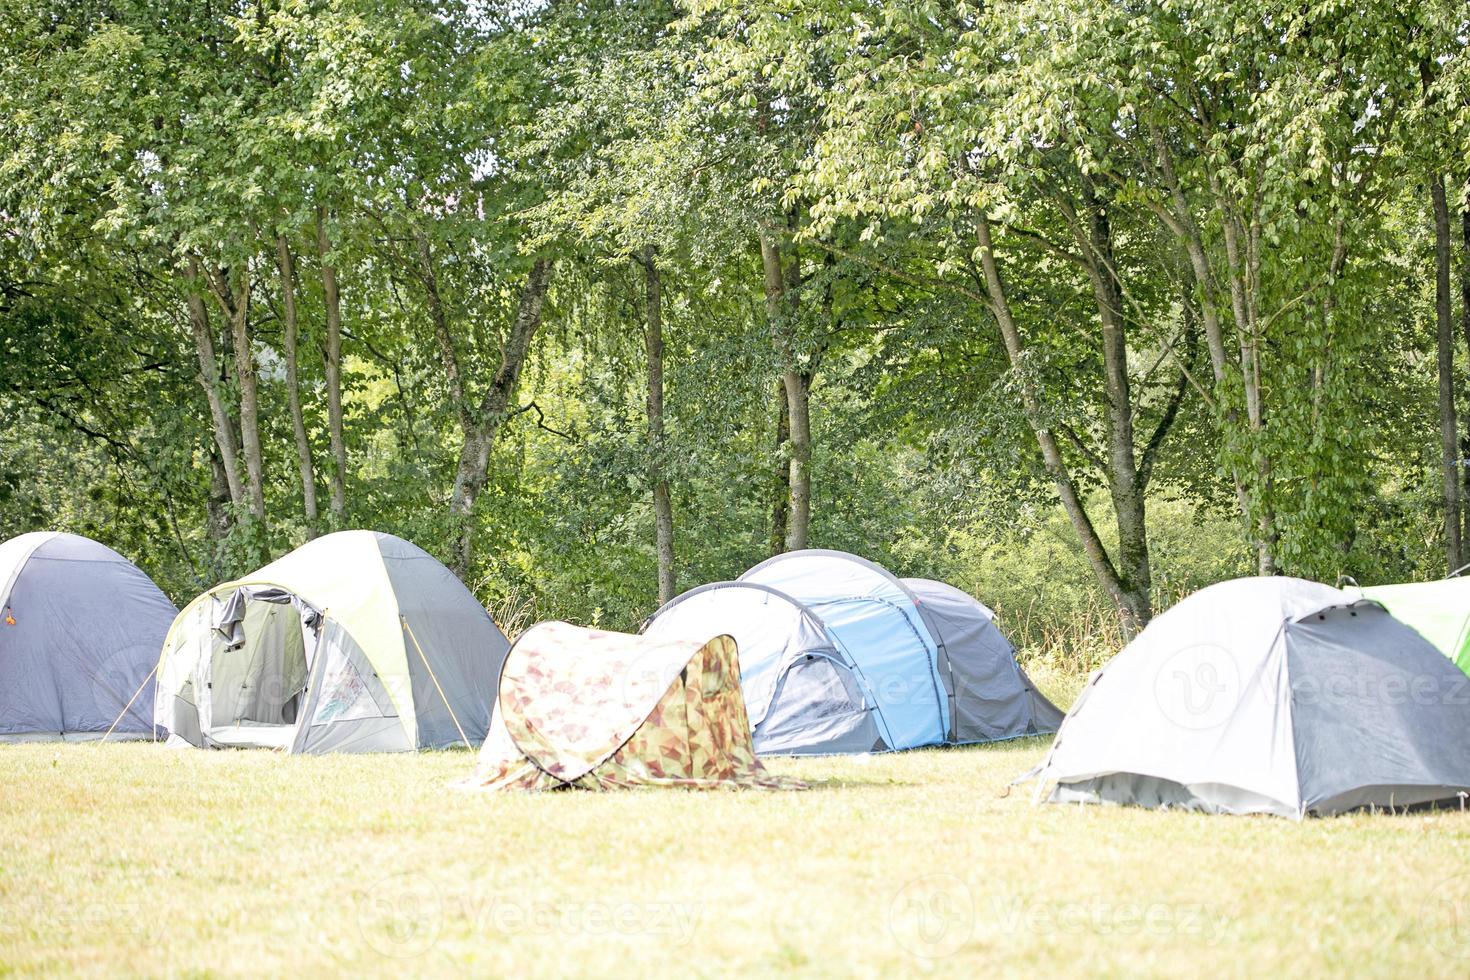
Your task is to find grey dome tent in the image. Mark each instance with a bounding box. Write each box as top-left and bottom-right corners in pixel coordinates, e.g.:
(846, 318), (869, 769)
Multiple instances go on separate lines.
(156, 531), (508, 754)
(902, 578), (1063, 742)
(0, 531), (176, 742)
(644, 549), (1057, 754)
(1031, 576), (1470, 818)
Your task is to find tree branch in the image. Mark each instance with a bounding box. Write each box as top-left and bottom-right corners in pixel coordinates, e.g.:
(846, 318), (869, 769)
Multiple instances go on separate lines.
(508, 400), (576, 442)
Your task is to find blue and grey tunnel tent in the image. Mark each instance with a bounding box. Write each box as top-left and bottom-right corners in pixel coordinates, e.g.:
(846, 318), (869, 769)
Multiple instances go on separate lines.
(646, 581), (886, 753)
(643, 549), (1061, 754)
(0, 532), (177, 742)
(901, 577), (1065, 742)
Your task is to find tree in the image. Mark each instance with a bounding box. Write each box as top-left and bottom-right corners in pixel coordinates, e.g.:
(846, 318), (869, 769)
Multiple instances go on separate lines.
(274, 233), (319, 533)
(684, 0), (1195, 630)
(636, 249), (678, 602)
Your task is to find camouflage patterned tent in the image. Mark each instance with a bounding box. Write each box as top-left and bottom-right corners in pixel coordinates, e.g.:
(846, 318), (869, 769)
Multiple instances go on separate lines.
(468, 622), (805, 791)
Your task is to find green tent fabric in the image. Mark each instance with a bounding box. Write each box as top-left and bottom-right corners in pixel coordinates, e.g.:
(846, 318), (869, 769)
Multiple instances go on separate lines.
(1359, 580), (1470, 677)
(156, 531), (509, 753)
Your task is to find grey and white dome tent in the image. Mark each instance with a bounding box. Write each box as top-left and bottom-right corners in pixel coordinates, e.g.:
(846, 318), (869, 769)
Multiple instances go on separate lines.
(156, 531), (508, 754)
(643, 549), (1060, 754)
(1030, 577), (1470, 818)
(0, 531), (177, 742)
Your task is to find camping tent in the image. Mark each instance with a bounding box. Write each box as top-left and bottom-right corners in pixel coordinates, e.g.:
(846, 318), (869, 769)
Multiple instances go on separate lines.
(0, 532), (176, 742)
(644, 581), (885, 753)
(739, 550), (947, 751)
(155, 530), (507, 754)
(1358, 579), (1470, 677)
(902, 578), (1064, 741)
(1030, 577), (1470, 818)
(468, 622), (805, 791)
(644, 549), (1054, 754)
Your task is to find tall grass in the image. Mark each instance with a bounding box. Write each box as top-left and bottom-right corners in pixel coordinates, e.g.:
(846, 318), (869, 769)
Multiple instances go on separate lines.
(924, 497), (1252, 674)
(480, 582), (541, 640)
(1005, 583), (1199, 675)
(1005, 591), (1127, 674)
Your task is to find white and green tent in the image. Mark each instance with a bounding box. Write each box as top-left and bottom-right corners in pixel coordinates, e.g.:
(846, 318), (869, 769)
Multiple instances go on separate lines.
(1356, 578), (1470, 677)
(155, 531), (507, 754)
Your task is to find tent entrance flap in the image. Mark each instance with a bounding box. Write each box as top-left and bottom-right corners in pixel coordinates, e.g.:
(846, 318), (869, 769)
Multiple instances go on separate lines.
(291, 619), (410, 754)
(201, 590), (319, 749)
(756, 653), (885, 755)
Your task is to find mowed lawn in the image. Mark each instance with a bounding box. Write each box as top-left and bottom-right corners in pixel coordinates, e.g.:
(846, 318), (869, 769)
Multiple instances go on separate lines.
(4, 668), (1470, 978)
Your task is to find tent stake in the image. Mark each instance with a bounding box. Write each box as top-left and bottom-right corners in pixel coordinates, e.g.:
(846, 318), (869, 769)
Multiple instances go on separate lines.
(401, 615), (473, 751)
(101, 662), (159, 745)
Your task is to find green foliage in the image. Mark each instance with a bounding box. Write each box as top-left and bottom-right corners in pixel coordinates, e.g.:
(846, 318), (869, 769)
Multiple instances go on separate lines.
(929, 497), (1253, 670)
(1, 0), (1468, 652)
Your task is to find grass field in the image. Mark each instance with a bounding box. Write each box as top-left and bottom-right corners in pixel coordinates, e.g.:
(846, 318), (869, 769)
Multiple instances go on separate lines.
(4, 668), (1470, 977)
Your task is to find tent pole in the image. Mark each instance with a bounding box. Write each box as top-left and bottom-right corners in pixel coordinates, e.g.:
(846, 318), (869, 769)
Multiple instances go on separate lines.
(100, 662), (159, 745)
(401, 616), (473, 751)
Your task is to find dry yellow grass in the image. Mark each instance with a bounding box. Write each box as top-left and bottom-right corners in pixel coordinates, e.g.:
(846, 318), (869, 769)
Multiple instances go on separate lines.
(3, 668), (1469, 978)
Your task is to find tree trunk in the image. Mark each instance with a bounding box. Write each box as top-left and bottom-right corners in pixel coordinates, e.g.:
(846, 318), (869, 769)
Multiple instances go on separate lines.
(185, 257), (244, 512)
(1461, 197), (1470, 554)
(1432, 175), (1461, 572)
(639, 251), (677, 604)
(316, 207), (348, 520)
(417, 229), (471, 430)
(1210, 170), (1277, 575)
(758, 229), (812, 551)
(769, 382), (790, 556)
(277, 234), (318, 534)
(1079, 183), (1152, 624)
(207, 265), (265, 521)
(1146, 125), (1258, 542)
(231, 280), (266, 521)
(975, 214), (1144, 636)
(206, 448), (233, 549)
(782, 369), (812, 551)
(1462, 197), (1470, 365)
(448, 258), (555, 579)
